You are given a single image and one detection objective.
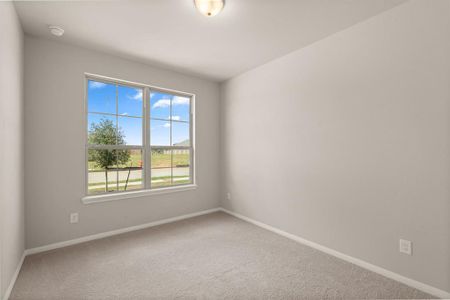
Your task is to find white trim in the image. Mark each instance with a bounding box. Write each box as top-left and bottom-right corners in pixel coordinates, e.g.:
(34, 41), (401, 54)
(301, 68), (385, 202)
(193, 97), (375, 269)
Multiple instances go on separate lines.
(82, 184), (197, 204)
(13, 207), (449, 299)
(25, 207), (219, 255)
(85, 73), (194, 98)
(2, 252), (25, 300)
(219, 208), (450, 299)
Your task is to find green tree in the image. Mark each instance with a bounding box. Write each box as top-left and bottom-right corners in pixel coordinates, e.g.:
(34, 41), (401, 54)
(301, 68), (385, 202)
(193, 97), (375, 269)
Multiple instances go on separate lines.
(89, 119), (130, 191)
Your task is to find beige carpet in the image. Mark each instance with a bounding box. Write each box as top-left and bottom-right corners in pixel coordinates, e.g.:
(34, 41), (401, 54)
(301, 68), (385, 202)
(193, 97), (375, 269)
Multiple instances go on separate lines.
(11, 212), (434, 299)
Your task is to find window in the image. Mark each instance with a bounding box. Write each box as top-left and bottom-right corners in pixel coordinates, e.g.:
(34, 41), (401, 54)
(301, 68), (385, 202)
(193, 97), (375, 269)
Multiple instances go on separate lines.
(86, 75), (194, 196)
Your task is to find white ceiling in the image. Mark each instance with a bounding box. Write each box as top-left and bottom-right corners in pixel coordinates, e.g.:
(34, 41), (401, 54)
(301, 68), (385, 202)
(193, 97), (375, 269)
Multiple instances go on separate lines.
(14, 0), (406, 81)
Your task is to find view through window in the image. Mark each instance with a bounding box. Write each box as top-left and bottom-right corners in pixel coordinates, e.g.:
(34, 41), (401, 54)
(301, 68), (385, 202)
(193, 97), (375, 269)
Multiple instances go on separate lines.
(86, 76), (193, 195)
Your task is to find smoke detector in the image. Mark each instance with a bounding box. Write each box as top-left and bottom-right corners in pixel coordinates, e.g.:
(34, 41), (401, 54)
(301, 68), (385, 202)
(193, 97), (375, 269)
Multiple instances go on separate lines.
(48, 25), (64, 37)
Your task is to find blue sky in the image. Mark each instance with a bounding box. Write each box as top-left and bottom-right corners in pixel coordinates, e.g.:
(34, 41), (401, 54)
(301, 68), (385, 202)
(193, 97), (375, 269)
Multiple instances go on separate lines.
(88, 80), (190, 146)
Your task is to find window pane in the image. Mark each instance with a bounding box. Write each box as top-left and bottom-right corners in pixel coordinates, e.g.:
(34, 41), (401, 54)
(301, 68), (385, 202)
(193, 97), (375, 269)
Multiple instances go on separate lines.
(118, 116), (142, 146)
(172, 121), (190, 146)
(172, 150), (191, 185)
(150, 91), (171, 120)
(171, 96), (190, 122)
(150, 119), (170, 146)
(87, 80), (116, 114)
(86, 77), (194, 195)
(117, 149), (143, 191)
(88, 114), (117, 145)
(118, 86), (143, 117)
(88, 149), (118, 194)
(151, 149), (172, 188)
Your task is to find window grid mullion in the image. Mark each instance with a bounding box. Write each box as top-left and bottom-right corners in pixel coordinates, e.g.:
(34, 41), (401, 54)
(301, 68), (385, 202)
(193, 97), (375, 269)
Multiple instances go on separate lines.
(189, 96), (193, 186)
(88, 111), (142, 119)
(151, 117), (189, 123)
(87, 145), (144, 150)
(115, 84), (119, 191)
(170, 96), (173, 185)
(146, 87), (152, 190)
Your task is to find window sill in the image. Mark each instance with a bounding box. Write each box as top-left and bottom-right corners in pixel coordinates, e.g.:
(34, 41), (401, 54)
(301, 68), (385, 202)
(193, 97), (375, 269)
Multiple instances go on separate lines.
(82, 184), (197, 204)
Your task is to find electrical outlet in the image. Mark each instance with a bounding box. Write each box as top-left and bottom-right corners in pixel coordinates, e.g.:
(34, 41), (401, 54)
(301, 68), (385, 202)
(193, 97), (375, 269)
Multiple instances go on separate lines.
(226, 192), (231, 200)
(399, 239), (412, 255)
(70, 213), (79, 224)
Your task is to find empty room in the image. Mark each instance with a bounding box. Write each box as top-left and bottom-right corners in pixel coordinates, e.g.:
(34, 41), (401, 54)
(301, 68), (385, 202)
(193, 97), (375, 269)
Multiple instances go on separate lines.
(1, 0), (449, 299)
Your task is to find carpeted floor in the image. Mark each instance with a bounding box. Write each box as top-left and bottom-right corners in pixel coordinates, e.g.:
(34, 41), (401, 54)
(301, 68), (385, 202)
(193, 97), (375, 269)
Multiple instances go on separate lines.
(11, 212), (434, 299)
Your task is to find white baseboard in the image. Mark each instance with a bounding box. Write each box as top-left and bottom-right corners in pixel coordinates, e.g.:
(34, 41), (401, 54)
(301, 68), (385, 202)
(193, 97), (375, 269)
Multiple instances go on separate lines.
(4, 208), (219, 299)
(2, 251), (26, 300)
(219, 207), (450, 299)
(26, 208), (220, 256)
(13, 207), (450, 299)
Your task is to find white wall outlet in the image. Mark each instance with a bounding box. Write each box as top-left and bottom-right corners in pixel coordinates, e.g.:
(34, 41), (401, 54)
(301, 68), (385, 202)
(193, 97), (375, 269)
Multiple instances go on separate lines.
(226, 192), (231, 200)
(70, 212), (79, 224)
(399, 239), (412, 255)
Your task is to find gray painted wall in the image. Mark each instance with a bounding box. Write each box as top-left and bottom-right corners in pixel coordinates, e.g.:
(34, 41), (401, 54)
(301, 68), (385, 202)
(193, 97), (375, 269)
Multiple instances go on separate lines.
(0, 2), (25, 298)
(220, 0), (450, 293)
(24, 36), (220, 249)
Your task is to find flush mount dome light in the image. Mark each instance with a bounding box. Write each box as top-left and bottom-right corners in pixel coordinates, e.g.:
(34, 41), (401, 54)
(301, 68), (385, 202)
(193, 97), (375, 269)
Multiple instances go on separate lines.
(194, 0), (225, 17)
(48, 25), (64, 37)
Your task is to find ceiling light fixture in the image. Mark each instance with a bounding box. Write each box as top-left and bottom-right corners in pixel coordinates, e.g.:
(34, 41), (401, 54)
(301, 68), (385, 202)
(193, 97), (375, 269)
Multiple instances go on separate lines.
(194, 0), (225, 17)
(48, 25), (64, 37)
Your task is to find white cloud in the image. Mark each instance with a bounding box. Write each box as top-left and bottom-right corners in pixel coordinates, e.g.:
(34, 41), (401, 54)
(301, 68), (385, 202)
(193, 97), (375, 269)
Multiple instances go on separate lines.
(170, 115), (181, 121)
(120, 112), (129, 116)
(89, 81), (107, 89)
(173, 96), (190, 105)
(153, 98), (171, 108)
(152, 96), (189, 109)
(128, 89), (143, 101)
(163, 122), (171, 128)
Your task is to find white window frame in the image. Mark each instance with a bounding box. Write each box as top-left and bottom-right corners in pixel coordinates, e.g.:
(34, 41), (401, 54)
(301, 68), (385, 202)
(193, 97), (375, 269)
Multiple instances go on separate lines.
(82, 73), (196, 204)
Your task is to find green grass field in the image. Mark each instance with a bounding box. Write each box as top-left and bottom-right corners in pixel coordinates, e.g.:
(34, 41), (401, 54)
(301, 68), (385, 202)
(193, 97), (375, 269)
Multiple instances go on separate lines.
(151, 151), (189, 168)
(88, 151), (189, 170)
